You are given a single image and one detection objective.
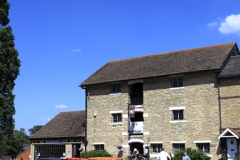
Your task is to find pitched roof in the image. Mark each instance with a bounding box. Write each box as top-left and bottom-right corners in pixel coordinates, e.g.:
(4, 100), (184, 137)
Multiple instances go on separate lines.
(80, 42), (237, 86)
(219, 55), (240, 77)
(30, 111), (85, 139)
(16, 147), (31, 158)
(230, 129), (240, 137)
(22, 144), (31, 151)
(219, 128), (240, 139)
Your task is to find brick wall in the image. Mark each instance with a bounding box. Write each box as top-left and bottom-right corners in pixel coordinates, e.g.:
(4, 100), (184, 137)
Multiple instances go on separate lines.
(17, 148), (31, 160)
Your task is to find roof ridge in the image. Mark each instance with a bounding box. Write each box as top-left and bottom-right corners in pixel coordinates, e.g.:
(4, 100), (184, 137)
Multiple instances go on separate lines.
(108, 42), (236, 63)
(59, 110), (85, 113)
(30, 112), (62, 138)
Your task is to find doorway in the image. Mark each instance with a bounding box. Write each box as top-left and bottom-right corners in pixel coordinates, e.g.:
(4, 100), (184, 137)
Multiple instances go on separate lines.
(227, 138), (237, 160)
(72, 144), (81, 157)
(130, 143), (143, 155)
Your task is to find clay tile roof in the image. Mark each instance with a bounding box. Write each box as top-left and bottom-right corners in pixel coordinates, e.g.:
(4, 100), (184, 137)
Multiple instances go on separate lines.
(80, 42), (236, 86)
(219, 55), (240, 77)
(230, 129), (240, 137)
(30, 111), (85, 139)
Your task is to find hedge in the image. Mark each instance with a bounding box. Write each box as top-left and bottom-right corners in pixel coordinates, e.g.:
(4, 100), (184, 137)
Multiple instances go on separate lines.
(173, 148), (211, 160)
(80, 150), (113, 158)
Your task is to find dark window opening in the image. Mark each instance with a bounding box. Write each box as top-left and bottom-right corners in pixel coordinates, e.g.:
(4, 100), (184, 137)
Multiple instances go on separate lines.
(172, 110), (184, 120)
(72, 144), (81, 157)
(130, 83), (143, 105)
(231, 141), (234, 144)
(112, 113), (122, 123)
(173, 144), (185, 153)
(197, 143), (210, 153)
(35, 145), (65, 158)
(110, 84), (121, 93)
(130, 143), (143, 155)
(172, 77), (183, 88)
(130, 112), (144, 122)
(151, 144), (162, 154)
(95, 145), (104, 151)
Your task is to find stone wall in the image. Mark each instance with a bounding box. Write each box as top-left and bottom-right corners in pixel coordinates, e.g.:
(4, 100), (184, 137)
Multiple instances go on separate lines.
(86, 81), (130, 157)
(220, 77), (240, 129)
(65, 144), (72, 157)
(30, 144), (34, 160)
(86, 71), (226, 160)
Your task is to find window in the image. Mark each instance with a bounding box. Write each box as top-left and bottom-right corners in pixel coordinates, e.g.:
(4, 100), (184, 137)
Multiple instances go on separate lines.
(196, 143), (210, 153)
(95, 145), (104, 151)
(172, 77), (183, 88)
(35, 145), (65, 158)
(110, 83), (121, 93)
(172, 110), (184, 120)
(151, 144), (162, 154)
(173, 144), (185, 153)
(112, 113), (122, 123)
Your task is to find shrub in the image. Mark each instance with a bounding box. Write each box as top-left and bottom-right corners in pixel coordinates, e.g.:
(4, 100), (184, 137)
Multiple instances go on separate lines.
(80, 150), (113, 158)
(173, 148), (211, 160)
(234, 156), (240, 160)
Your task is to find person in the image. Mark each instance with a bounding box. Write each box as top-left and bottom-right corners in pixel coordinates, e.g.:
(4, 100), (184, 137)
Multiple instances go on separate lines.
(157, 148), (171, 160)
(131, 148), (139, 159)
(182, 152), (190, 160)
(168, 153), (172, 160)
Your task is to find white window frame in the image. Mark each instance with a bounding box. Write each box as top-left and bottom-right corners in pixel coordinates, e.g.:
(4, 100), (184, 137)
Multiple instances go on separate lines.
(151, 143), (163, 154)
(172, 110), (184, 120)
(109, 111), (123, 125)
(94, 144), (104, 151)
(196, 143), (210, 154)
(169, 107), (185, 123)
(112, 113), (122, 123)
(172, 143), (185, 153)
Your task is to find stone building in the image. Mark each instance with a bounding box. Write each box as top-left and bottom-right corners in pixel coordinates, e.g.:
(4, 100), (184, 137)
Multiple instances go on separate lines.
(29, 111), (85, 160)
(80, 42), (240, 160)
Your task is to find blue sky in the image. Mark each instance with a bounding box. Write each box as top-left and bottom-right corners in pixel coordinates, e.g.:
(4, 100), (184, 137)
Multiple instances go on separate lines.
(8, 0), (240, 135)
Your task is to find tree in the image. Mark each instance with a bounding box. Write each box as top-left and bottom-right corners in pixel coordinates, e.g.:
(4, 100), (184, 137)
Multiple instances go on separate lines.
(173, 148), (211, 160)
(0, 0), (10, 26)
(13, 128), (31, 154)
(28, 125), (43, 136)
(0, 0), (21, 158)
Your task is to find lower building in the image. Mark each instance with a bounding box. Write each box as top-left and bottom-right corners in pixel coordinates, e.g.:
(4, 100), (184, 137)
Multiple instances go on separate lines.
(29, 111), (85, 160)
(16, 147), (31, 160)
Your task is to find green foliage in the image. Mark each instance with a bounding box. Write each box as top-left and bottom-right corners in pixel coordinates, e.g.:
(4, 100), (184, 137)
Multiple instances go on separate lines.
(28, 125), (43, 136)
(0, 0), (10, 26)
(234, 156), (240, 160)
(173, 148), (211, 160)
(13, 128), (31, 152)
(0, 1), (21, 158)
(0, 128), (29, 158)
(80, 150), (113, 158)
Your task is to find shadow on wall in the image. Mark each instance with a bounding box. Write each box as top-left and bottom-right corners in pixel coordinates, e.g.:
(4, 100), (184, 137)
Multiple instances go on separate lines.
(87, 71), (219, 96)
(117, 151), (123, 158)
